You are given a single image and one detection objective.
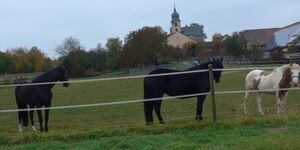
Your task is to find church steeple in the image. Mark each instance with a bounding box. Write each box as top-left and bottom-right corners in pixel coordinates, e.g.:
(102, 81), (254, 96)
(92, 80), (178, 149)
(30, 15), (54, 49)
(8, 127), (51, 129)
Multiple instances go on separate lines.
(170, 1), (181, 34)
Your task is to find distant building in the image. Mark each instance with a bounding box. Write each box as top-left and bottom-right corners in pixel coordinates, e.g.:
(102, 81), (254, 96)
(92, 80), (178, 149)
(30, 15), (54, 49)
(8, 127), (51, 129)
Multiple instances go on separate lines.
(240, 28), (280, 50)
(167, 5), (206, 48)
(264, 21), (300, 60)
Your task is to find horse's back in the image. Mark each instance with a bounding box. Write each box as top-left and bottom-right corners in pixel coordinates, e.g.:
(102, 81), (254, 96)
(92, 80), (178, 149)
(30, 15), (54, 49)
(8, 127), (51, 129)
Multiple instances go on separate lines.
(148, 68), (178, 75)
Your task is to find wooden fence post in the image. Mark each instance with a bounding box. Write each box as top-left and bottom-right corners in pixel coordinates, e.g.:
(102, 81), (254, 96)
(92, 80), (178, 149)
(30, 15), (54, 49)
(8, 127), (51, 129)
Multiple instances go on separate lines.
(208, 64), (217, 123)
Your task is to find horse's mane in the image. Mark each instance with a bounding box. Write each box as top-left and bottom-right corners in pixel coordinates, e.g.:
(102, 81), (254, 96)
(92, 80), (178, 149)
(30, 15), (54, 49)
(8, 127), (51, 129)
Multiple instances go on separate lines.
(188, 61), (210, 71)
(32, 67), (61, 83)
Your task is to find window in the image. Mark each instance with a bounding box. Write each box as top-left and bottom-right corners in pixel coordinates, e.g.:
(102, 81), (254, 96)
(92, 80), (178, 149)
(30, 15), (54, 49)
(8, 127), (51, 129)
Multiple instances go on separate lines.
(175, 28), (178, 32)
(175, 23), (177, 27)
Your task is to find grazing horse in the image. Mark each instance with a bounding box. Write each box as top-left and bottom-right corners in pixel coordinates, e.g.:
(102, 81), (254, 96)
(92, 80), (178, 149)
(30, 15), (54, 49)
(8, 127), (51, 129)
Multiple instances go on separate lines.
(15, 66), (69, 132)
(143, 58), (223, 125)
(244, 63), (300, 115)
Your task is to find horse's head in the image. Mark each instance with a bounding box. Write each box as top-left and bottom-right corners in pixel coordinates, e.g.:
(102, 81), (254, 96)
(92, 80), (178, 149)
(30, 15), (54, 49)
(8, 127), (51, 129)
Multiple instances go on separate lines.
(290, 63), (300, 87)
(211, 57), (224, 83)
(56, 66), (69, 87)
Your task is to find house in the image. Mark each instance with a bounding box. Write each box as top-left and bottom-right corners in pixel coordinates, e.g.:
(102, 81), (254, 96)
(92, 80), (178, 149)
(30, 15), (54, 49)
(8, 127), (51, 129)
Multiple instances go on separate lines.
(239, 28), (280, 59)
(264, 21), (300, 60)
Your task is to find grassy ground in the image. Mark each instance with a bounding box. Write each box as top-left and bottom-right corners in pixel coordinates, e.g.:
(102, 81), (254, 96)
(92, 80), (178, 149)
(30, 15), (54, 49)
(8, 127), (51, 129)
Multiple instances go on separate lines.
(1, 66), (300, 149)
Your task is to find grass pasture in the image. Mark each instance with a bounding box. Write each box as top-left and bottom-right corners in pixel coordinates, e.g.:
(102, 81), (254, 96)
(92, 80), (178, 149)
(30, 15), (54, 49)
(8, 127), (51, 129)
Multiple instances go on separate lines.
(1, 66), (300, 149)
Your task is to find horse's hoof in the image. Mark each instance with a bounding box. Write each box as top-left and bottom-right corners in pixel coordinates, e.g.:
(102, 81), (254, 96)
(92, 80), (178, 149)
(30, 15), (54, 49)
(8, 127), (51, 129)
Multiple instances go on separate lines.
(32, 126), (37, 132)
(195, 116), (203, 121)
(146, 122), (153, 126)
(18, 124), (23, 132)
(159, 120), (165, 124)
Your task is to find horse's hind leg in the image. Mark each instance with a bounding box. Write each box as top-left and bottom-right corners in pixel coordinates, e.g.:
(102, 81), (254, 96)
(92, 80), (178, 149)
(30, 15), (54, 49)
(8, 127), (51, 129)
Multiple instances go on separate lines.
(154, 100), (164, 124)
(243, 92), (250, 114)
(36, 105), (44, 132)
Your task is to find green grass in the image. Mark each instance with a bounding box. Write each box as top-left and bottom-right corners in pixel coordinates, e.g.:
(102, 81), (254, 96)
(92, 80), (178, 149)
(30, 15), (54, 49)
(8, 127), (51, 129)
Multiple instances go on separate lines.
(1, 68), (300, 149)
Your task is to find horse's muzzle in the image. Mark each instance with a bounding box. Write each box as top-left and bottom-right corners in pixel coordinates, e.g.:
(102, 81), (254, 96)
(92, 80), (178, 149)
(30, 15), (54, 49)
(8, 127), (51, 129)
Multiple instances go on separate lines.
(292, 77), (298, 87)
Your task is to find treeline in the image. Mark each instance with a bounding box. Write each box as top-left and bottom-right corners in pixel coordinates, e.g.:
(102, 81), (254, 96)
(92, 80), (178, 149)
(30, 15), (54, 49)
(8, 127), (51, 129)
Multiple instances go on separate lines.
(0, 46), (52, 74)
(55, 26), (188, 77)
(1, 26), (263, 77)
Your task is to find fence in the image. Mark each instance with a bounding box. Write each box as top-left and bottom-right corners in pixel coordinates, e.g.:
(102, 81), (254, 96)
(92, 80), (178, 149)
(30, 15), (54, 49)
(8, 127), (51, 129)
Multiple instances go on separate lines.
(0, 65), (300, 124)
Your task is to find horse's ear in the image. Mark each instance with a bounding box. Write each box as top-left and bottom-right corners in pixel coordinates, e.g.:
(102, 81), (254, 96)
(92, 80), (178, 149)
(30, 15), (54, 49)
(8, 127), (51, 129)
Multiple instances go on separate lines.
(220, 57), (223, 62)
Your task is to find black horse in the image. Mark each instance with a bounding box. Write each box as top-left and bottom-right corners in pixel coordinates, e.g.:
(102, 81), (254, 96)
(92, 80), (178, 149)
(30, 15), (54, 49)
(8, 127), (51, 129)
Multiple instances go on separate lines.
(15, 66), (69, 132)
(143, 58), (223, 125)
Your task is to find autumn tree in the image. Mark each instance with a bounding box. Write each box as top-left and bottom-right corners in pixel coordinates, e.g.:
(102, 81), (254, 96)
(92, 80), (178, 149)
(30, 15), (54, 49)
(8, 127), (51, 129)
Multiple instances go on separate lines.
(87, 43), (107, 71)
(121, 26), (169, 67)
(3, 47), (52, 74)
(0, 52), (12, 74)
(223, 32), (245, 61)
(63, 48), (88, 77)
(106, 38), (122, 70)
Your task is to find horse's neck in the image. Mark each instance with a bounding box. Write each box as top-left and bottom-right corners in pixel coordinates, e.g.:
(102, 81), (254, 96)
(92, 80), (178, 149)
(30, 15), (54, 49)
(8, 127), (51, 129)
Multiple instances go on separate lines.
(189, 63), (208, 71)
(33, 71), (57, 89)
(274, 66), (288, 77)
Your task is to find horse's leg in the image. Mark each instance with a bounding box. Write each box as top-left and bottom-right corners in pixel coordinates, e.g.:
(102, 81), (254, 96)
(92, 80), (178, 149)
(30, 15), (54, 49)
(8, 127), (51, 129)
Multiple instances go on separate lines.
(243, 92), (250, 114)
(44, 103), (51, 132)
(255, 93), (264, 116)
(29, 105), (37, 131)
(282, 92), (288, 113)
(144, 101), (154, 125)
(276, 92), (283, 114)
(36, 104), (44, 132)
(17, 107), (23, 132)
(154, 100), (164, 124)
(195, 95), (207, 121)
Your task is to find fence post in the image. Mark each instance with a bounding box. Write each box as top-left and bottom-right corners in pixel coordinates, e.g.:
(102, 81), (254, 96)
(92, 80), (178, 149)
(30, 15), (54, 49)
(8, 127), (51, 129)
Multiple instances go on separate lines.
(208, 64), (217, 123)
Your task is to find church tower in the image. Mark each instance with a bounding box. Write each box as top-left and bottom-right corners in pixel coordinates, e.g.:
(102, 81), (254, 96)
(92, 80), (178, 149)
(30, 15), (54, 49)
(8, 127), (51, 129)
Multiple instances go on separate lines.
(170, 3), (181, 34)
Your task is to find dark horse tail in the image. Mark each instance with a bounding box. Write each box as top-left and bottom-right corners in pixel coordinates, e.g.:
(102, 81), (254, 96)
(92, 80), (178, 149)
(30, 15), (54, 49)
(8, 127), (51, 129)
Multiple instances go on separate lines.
(15, 86), (28, 127)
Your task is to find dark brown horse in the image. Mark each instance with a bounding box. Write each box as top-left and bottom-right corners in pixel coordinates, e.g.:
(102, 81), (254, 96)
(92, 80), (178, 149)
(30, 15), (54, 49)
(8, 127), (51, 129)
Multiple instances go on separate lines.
(143, 58), (223, 125)
(16, 66), (69, 132)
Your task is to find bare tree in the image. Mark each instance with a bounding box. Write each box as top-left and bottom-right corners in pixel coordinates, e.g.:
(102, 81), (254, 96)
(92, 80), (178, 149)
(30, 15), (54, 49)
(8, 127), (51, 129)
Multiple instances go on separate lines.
(55, 36), (82, 57)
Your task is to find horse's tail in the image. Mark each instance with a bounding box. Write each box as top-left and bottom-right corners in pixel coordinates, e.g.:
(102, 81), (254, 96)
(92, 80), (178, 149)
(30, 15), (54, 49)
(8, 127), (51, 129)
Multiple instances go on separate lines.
(15, 86), (28, 127)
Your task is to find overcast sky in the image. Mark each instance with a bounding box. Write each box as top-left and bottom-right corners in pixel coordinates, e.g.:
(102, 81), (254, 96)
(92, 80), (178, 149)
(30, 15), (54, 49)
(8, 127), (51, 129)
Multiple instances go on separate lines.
(0, 0), (299, 58)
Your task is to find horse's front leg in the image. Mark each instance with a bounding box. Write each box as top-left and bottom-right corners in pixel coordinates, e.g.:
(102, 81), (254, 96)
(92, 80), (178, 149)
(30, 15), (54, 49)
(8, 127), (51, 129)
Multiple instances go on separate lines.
(44, 103), (51, 132)
(195, 95), (207, 121)
(36, 104), (44, 132)
(276, 92), (283, 114)
(282, 92), (288, 113)
(29, 105), (37, 131)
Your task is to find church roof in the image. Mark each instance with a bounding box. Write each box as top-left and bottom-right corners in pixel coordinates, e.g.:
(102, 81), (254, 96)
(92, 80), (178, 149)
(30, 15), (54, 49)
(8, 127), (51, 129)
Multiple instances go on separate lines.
(181, 24), (205, 39)
(171, 8), (180, 23)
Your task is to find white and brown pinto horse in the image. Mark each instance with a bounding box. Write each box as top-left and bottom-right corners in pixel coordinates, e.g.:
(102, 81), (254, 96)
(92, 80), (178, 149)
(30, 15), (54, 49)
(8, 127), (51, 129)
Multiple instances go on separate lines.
(244, 63), (300, 115)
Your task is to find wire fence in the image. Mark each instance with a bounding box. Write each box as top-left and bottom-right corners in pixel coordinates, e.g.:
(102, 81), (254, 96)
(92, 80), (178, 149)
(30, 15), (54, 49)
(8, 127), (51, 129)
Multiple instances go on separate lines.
(0, 66), (278, 88)
(0, 65), (300, 119)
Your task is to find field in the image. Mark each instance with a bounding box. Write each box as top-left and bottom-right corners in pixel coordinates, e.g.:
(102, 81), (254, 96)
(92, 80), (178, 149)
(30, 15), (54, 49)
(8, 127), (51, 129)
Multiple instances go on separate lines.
(1, 66), (300, 149)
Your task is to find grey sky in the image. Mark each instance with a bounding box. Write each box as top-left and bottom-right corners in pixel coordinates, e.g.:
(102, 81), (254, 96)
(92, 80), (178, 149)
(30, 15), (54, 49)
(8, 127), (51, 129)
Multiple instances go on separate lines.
(0, 0), (299, 58)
